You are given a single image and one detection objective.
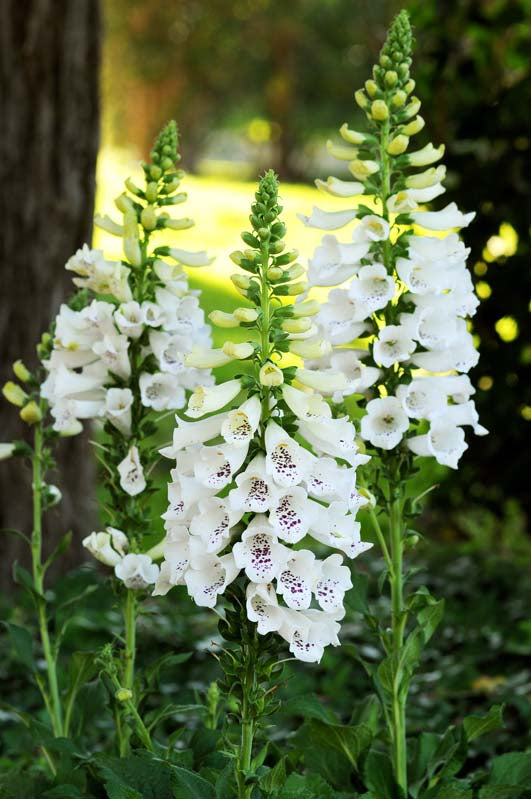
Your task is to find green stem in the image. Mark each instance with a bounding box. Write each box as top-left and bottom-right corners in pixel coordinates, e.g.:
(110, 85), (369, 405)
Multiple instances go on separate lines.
(31, 414), (64, 739)
(259, 238), (272, 426)
(120, 589), (137, 755)
(389, 492), (407, 794)
(236, 640), (256, 799)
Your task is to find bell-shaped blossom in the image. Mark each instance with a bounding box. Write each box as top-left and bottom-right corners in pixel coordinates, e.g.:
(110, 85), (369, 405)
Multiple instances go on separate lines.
(246, 583), (286, 634)
(187, 379), (242, 418)
(307, 235), (370, 287)
(269, 486), (319, 544)
(373, 325), (416, 367)
(228, 455), (279, 513)
(280, 607), (343, 663)
(348, 264), (396, 313)
(114, 301), (144, 338)
(360, 396), (410, 450)
(305, 457), (357, 503)
(221, 396), (261, 447)
(118, 446), (146, 496)
(105, 388), (133, 436)
(396, 380), (446, 419)
(149, 330), (188, 374)
(190, 497), (243, 553)
(115, 553), (159, 590)
(92, 334), (131, 380)
(277, 549), (321, 610)
(407, 421), (468, 469)
(82, 527), (129, 567)
(353, 214), (390, 243)
(184, 551), (239, 608)
(191, 443), (249, 490)
(139, 372), (185, 411)
(160, 413), (226, 458)
(232, 517), (290, 583)
(282, 384), (331, 422)
(315, 554), (353, 612)
(265, 421), (315, 487)
(311, 501), (373, 558)
(298, 206), (358, 230)
(316, 289), (369, 345)
(298, 416), (368, 467)
(410, 202), (475, 231)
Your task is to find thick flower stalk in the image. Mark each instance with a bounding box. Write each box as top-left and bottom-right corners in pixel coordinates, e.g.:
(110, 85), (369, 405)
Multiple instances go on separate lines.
(158, 171), (372, 795)
(299, 10), (487, 794)
(40, 121), (213, 752)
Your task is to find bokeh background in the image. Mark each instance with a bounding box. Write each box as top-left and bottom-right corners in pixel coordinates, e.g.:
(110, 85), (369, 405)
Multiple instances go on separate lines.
(1, 0), (530, 767)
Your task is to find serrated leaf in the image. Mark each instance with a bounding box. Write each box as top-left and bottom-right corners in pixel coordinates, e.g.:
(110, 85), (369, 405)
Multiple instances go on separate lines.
(488, 752), (531, 787)
(260, 758), (287, 795)
(280, 773), (336, 798)
(364, 750), (400, 799)
(171, 766), (215, 799)
(463, 704), (504, 741)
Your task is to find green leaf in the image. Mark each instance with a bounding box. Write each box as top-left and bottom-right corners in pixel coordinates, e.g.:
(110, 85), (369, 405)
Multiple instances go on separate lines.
(279, 773), (336, 799)
(171, 766), (215, 799)
(43, 530), (73, 573)
(462, 704), (504, 741)
(3, 622), (35, 671)
(93, 754), (176, 799)
(423, 783), (473, 799)
(364, 750), (400, 799)
(488, 752), (531, 787)
(105, 783), (142, 799)
(42, 787), (89, 799)
(260, 758), (287, 796)
(409, 732), (441, 797)
(427, 727), (468, 782)
(417, 600), (445, 643)
(145, 703), (205, 733)
(349, 572), (369, 614)
(278, 694), (338, 724)
(479, 787), (526, 799)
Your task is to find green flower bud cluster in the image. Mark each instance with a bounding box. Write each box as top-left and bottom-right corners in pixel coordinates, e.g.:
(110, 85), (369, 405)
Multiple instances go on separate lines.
(2, 360), (44, 426)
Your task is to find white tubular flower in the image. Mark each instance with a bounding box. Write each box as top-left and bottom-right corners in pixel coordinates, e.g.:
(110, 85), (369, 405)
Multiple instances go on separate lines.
(281, 608), (343, 663)
(410, 202), (475, 231)
(328, 349), (381, 398)
(405, 164), (446, 189)
(277, 550), (321, 610)
(184, 551), (239, 608)
(187, 379), (242, 418)
(295, 367), (351, 395)
(259, 361), (284, 386)
(305, 457), (357, 503)
(105, 388), (134, 436)
(352, 214), (390, 243)
(434, 400), (488, 436)
(308, 235), (371, 287)
(118, 446), (146, 496)
(160, 413), (226, 458)
(298, 416), (368, 467)
(92, 334), (131, 380)
(232, 516), (290, 583)
(192, 443), (248, 490)
(246, 583), (285, 634)
(82, 527), (129, 567)
(311, 501), (373, 558)
(190, 497), (243, 554)
(282, 384), (331, 421)
(315, 176), (365, 197)
(407, 232), (469, 265)
(141, 301), (165, 328)
(373, 325), (416, 367)
(0, 443), (16, 461)
(114, 301), (144, 338)
(115, 553), (159, 590)
(407, 422), (468, 469)
(221, 396), (261, 447)
(410, 334), (479, 373)
(139, 372), (185, 411)
(228, 455), (279, 513)
(265, 421), (315, 487)
(348, 264), (396, 313)
(289, 338), (332, 360)
(168, 247), (215, 267)
(396, 380), (447, 419)
(315, 554), (353, 612)
(360, 396), (410, 450)
(149, 331), (188, 374)
(298, 206), (358, 230)
(269, 487), (319, 544)
(316, 289), (369, 345)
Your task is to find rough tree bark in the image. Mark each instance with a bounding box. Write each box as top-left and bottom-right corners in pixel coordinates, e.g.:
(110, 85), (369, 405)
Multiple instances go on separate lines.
(0, 0), (101, 588)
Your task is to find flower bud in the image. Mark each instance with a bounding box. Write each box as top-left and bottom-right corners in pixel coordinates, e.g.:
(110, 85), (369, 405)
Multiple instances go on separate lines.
(13, 360), (31, 383)
(406, 143), (445, 167)
(365, 79), (378, 97)
(326, 140), (359, 161)
(230, 250), (244, 265)
(384, 70), (398, 87)
(401, 97), (421, 118)
(231, 274), (251, 290)
(140, 205), (157, 230)
(358, 487), (376, 508)
(391, 90), (407, 108)
(401, 116), (425, 136)
(269, 240), (285, 254)
(387, 134), (409, 155)
(149, 165), (162, 180)
(405, 165), (446, 189)
(354, 89), (370, 110)
(282, 317), (312, 333)
(0, 443), (16, 461)
(115, 193), (135, 213)
(20, 400), (43, 424)
(404, 78), (415, 94)
(115, 688), (133, 702)
(145, 182), (158, 203)
(380, 54), (392, 69)
(292, 300), (320, 317)
(267, 267), (284, 281)
(164, 217), (194, 230)
(371, 100), (389, 121)
(222, 341), (255, 360)
(349, 159), (380, 181)
(123, 208), (142, 266)
(125, 177), (143, 196)
(209, 310), (240, 328)
(259, 361), (284, 386)
(289, 339), (332, 359)
(339, 124), (367, 145)
(94, 214), (123, 236)
(285, 281), (308, 296)
(234, 307), (259, 323)
(2, 381), (28, 407)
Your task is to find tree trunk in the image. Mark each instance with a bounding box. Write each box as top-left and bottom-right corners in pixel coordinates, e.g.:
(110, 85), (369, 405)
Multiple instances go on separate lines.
(0, 0), (101, 588)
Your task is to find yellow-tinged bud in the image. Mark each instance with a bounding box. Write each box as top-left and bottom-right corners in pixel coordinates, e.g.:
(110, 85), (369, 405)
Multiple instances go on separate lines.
(229, 250), (244, 265)
(13, 360), (31, 382)
(384, 70), (398, 87)
(145, 182), (158, 203)
(282, 317), (312, 333)
(125, 177), (143, 196)
(402, 97), (421, 118)
(354, 89), (370, 110)
(371, 100), (389, 121)
(339, 124), (367, 145)
(234, 307), (259, 323)
(349, 159), (380, 181)
(222, 341), (254, 360)
(402, 116), (425, 136)
(115, 193), (135, 213)
(259, 361), (284, 387)
(326, 140), (359, 161)
(123, 208), (142, 267)
(286, 281), (308, 296)
(140, 205), (157, 230)
(164, 217), (194, 230)
(290, 339), (332, 359)
(391, 90), (407, 108)
(387, 134), (409, 155)
(208, 310), (240, 328)
(404, 79), (416, 94)
(231, 274), (251, 290)
(20, 401), (42, 424)
(283, 264), (305, 281)
(365, 79), (378, 97)
(406, 165), (447, 189)
(2, 381), (28, 407)
(115, 688), (133, 703)
(150, 165), (162, 180)
(267, 267), (284, 281)
(292, 300), (320, 317)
